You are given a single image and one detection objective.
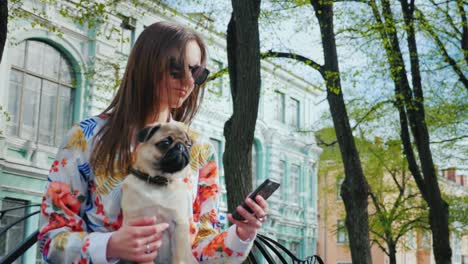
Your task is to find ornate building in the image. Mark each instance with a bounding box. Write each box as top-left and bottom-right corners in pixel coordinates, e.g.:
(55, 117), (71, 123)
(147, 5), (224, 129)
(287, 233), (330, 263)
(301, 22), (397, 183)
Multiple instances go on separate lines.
(0, 0), (322, 263)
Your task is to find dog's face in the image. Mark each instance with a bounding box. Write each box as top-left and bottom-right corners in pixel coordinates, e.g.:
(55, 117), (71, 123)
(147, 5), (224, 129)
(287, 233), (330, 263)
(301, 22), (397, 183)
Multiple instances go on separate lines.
(134, 123), (191, 175)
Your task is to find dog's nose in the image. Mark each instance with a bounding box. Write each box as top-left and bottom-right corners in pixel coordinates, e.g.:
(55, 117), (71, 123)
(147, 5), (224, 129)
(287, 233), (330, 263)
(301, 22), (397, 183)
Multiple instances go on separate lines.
(176, 143), (185, 152)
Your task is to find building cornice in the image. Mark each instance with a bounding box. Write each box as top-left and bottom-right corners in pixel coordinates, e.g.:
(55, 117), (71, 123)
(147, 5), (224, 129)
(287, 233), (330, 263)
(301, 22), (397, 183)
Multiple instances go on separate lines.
(0, 159), (49, 180)
(0, 184), (44, 197)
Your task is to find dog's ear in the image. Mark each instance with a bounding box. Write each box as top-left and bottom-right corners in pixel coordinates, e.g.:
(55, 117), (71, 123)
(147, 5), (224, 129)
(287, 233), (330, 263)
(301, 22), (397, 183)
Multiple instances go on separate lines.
(185, 132), (193, 147)
(137, 125), (161, 143)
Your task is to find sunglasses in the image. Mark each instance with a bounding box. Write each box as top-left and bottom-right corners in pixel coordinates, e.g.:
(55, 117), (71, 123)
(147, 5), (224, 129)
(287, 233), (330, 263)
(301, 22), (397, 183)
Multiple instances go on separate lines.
(169, 58), (210, 86)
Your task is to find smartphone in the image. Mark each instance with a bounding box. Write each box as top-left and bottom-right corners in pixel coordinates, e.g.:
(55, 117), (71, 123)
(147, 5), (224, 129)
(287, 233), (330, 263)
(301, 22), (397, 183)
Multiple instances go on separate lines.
(231, 178), (280, 221)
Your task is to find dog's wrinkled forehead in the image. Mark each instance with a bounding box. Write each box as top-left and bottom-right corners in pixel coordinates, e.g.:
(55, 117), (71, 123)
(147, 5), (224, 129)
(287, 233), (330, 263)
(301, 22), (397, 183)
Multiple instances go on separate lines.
(137, 123), (190, 144)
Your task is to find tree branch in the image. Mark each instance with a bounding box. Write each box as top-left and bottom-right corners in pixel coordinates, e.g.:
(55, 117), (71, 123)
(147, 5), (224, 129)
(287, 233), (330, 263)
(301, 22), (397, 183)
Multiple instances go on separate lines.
(334, 0), (370, 5)
(394, 101), (428, 201)
(261, 50), (324, 75)
(0, 0), (7, 64)
(207, 50), (324, 82)
(370, 0), (428, 200)
(351, 99), (394, 131)
(415, 7), (468, 90)
(456, 0), (468, 63)
(430, 135), (468, 144)
(206, 67), (229, 82)
(369, 187), (386, 215)
(428, 0), (462, 36)
(395, 217), (427, 243)
(316, 135), (338, 147)
(370, 234), (390, 256)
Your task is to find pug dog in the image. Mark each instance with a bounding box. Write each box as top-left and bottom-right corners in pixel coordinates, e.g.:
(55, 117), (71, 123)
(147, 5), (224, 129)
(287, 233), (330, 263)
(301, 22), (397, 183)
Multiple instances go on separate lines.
(121, 122), (195, 264)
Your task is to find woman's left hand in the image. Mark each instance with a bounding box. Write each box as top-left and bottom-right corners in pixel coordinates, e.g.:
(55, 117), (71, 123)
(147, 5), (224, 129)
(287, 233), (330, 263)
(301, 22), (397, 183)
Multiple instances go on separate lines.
(227, 195), (269, 241)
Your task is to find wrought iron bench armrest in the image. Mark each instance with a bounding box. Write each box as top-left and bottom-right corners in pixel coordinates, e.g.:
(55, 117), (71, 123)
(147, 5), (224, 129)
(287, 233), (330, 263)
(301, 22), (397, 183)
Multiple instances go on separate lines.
(248, 234), (325, 264)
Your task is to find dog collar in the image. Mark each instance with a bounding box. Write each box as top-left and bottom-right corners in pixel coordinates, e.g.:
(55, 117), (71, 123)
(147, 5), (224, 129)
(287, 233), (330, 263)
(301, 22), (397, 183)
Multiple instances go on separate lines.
(128, 167), (168, 186)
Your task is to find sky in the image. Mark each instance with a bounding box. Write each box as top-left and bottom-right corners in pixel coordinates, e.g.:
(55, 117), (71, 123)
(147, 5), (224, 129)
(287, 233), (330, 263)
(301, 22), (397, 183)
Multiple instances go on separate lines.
(162, 0), (467, 174)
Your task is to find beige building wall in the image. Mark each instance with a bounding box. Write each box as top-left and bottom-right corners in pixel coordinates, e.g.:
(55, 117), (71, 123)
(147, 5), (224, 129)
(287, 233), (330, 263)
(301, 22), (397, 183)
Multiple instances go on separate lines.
(317, 170), (386, 264)
(317, 167), (468, 264)
(461, 236), (468, 263)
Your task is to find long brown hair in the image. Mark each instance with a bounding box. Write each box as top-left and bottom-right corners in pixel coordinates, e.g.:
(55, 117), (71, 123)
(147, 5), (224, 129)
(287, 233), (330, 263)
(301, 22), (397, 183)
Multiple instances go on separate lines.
(90, 21), (207, 176)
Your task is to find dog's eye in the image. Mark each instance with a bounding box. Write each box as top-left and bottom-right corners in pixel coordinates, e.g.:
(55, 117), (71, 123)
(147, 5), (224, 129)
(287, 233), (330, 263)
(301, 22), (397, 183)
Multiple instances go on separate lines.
(157, 137), (173, 148)
(166, 137), (173, 144)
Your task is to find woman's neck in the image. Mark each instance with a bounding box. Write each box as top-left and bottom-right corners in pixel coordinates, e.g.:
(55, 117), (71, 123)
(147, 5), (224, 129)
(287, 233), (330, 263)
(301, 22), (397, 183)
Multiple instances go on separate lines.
(146, 107), (171, 125)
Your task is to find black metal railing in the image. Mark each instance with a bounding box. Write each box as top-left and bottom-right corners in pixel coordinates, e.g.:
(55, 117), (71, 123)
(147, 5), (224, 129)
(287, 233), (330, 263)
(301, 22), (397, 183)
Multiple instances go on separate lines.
(0, 204), (40, 264)
(0, 204), (324, 264)
(248, 234), (324, 264)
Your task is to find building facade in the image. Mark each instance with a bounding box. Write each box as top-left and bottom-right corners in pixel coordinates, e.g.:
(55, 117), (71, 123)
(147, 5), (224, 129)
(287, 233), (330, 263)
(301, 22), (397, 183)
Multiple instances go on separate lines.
(317, 166), (468, 264)
(317, 169), (387, 264)
(0, 0), (322, 263)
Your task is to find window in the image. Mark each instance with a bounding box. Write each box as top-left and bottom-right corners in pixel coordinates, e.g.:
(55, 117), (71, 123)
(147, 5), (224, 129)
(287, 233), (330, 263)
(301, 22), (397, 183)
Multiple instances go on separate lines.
(209, 138), (225, 205)
(337, 177), (344, 200)
(290, 241), (300, 256)
(288, 97), (300, 128)
(276, 239), (287, 262)
(210, 59), (223, 94)
(209, 138), (223, 181)
(278, 239), (286, 246)
(36, 244), (43, 264)
(275, 91), (285, 123)
(0, 198), (27, 264)
(120, 16), (136, 54)
(7, 40), (76, 146)
(252, 143), (258, 182)
(290, 164), (300, 204)
(407, 231), (415, 249)
(421, 230), (431, 249)
(209, 138), (221, 166)
(337, 220), (349, 244)
(310, 165), (317, 205)
(279, 160), (286, 199)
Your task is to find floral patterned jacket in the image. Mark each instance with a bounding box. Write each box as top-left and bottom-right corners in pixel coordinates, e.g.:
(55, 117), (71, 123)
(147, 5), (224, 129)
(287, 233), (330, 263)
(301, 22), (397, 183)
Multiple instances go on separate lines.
(38, 115), (253, 264)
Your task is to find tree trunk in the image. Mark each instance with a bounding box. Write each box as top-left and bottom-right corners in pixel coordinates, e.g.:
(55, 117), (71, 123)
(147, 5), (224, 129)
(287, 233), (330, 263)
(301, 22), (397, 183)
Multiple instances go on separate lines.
(388, 243), (397, 264)
(400, 1), (452, 262)
(370, 0), (452, 262)
(0, 0), (7, 63)
(456, 0), (468, 63)
(310, 1), (372, 263)
(224, 0), (261, 234)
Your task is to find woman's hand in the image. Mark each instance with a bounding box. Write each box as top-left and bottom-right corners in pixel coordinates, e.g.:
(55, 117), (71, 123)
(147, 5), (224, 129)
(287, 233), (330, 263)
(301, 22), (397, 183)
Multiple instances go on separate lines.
(227, 195), (269, 241)
(107, 216), (169, 262)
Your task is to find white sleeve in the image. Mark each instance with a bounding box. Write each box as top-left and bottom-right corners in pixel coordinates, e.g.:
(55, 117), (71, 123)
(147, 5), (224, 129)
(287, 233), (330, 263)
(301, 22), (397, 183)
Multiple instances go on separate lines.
(88, 232), (120, 264)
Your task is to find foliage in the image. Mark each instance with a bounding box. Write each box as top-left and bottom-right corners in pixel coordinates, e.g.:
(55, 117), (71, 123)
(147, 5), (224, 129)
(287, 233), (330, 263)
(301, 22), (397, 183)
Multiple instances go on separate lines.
(317, 127), (431, 258)
(365, 140), (429, 253)
(443, 192), (468, 235)
(0, 105), (11, 135)
(331, 0), (467, 167)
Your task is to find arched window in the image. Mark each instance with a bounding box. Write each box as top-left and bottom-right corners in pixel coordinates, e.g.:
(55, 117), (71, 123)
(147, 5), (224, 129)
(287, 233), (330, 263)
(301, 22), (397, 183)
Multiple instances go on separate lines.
(7, 40), (76, 146)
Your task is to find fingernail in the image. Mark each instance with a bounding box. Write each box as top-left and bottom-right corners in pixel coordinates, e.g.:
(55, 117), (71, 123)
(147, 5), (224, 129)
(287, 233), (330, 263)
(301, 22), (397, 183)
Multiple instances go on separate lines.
(152, 216), (157, 223)
(163, 223), (170, 229)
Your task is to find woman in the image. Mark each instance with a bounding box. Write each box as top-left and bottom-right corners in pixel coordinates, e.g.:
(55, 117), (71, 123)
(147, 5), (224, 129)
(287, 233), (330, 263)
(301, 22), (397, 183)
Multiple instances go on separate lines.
(39, 21), (268, 263)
